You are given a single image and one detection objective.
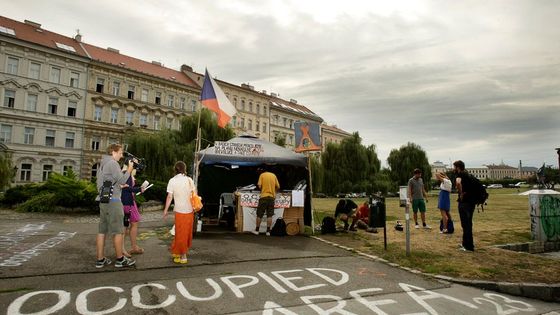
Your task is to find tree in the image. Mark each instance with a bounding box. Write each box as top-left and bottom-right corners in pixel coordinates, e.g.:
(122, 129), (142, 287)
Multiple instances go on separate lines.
(309, 154), (323, 194)
(273, 136), (286, 147)
(0, 150), (13, 191)
(320, 132), (381, 195)
(126, 109), (235, 181)
(386, 142), (432, 188)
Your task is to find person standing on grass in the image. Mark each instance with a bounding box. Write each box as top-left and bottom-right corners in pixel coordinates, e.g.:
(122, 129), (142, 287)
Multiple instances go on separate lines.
(436, 172), (452, 233)
(408, 168), (430, 229)
(253, 167), (280, 236)
(453, 160), (475, 252)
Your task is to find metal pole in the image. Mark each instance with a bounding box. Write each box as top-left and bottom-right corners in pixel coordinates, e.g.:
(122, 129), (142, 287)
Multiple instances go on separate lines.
(405, 202), (410, 256)
(307, 153), (315, 235)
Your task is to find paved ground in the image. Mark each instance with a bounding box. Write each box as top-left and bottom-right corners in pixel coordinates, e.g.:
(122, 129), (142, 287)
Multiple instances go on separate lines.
(0, 210), (559, 314)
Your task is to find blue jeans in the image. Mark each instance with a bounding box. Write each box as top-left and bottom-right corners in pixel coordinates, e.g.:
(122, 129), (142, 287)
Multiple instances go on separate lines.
(458, 201), (475, 251)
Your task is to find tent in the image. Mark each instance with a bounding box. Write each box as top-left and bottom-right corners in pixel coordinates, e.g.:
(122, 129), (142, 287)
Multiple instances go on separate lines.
(195, 135), (312, 227)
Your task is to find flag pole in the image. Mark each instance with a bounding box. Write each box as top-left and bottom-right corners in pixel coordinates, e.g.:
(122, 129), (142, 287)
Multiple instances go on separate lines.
(194, 106), (202, 186)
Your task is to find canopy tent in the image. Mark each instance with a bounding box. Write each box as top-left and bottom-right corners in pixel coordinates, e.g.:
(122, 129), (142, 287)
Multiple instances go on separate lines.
(195, 136), (312, 227)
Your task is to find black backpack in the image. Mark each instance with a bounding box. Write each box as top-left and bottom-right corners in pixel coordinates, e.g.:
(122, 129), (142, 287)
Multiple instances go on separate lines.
(270, 217), (287, 236)
(321, 216), (337, 234)
(466, 174), (489, 212)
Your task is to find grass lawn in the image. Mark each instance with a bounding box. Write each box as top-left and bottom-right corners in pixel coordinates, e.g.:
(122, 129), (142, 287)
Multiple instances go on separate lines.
(311, 188), (560, 283)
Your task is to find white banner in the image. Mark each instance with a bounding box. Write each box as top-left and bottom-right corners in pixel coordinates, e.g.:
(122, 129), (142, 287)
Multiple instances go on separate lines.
(242, 207), (284, 232)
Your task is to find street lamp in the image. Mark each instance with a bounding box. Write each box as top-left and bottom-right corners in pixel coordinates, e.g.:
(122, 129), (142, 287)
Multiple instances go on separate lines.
(556, 148), (560, 170)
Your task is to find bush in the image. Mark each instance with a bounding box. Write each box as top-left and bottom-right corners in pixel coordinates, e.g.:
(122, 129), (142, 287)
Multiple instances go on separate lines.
(2, 183), (43, 206)
(140, 180), (167, 202)
(43, 173), (98, 209)
(17, 192), (57, 212)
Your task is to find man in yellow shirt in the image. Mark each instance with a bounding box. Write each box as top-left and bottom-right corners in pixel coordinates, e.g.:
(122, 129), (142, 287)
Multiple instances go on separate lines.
(253, 168), (280, 236)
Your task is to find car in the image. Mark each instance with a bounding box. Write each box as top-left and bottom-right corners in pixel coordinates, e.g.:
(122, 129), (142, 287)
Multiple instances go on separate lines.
(314, 193), (327, 198)
(514, 182), (528, 188)
(487, 184), (503, 189)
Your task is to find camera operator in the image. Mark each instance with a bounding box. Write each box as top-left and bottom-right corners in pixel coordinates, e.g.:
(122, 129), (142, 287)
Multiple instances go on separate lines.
(95, 143), (136, 269)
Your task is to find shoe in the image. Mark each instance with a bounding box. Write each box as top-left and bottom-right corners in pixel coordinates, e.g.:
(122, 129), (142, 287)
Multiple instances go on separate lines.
(266, 231), (271, 236)
(415, 224), (420, 229)
(173, 257), (188, 264)
(95, 257), (111, 268)
(343, 223), (349, 230)
(458, 244), (474, 252)
(423, 224), (431, 229)
(366, 228), (378, 233)
(115, 256), (136, 268)
(251, 230), (259, 235)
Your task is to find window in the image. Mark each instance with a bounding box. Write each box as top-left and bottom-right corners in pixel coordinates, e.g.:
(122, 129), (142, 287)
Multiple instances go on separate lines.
(167, 95), (174, 107)
(248, 119), (253, 130)
(65, 132), (75, 148)
(50, 67), (61, 83)
(241, 100), (245, 111)
(256, 121), (260, 132)
(155, 92), (161, 105)
(111, 108), (118, 123)
(91, 136), (100, 151)
(249, 102), (253, 113)
(67, 101), (77, 117)
(24, 127), (35, 144)
(139, 114), (147, 126)
(55, 42), (76, 52)
(27, 94), (37, 111)
(0, 26), (15, 36)
(0, 124), (12, 143)
(240, 118), (245, 129)
(283, 117), (287, 127)
(191, 100), (197, 112)
(126, 111), (133, 124)
(112, 81), (120, 96)
(141, 89), (148, 102)
(4, 90), (15, 108)
(153, 116), (160, 130)
(29, 62), (41, 79)
(7, 56), (19, 75)
(63, 165), (73, 176)
(96, 78), (105, 93)
(263, 122), (267, 133)
(263, 105), (267, 115)
(232, 116), (237, 127)
(70, 72), (79, 88)
(42, 165), (53, 181)
(256, 104), (260, 115)
(128, 85), (135, 99)
(20, 163), (31, 181)
(108, 137), (118, 144)
(166, 117), (173, 129)
(45, 129), (55, 147)
(94, 106), (102, 121)
(289, 134), (293, 145)
(48, 97), (58, 114)
(91, 163), (98, 178)
(180, 97), (186, 110)
(289, 119), (293, 128)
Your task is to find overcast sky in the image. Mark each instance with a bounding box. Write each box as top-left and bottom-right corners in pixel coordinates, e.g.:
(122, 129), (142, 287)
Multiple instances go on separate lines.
(4, 0), (559, 168)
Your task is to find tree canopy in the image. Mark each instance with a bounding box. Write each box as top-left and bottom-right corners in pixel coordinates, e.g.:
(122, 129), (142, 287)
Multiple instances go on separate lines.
(386, 142), (431, 187)
(0, 150), (13, 191)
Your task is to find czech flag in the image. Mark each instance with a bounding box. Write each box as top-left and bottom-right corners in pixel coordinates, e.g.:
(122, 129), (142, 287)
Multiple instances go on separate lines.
(200, 69), (237, 128)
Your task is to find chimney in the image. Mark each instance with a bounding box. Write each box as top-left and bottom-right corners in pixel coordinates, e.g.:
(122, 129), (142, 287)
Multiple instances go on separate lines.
(24, 20), (41, 28)
(151, 61), (162, 66)
(261, 90), (267, 94)
(271, 92), (278, 98)
(180, 64), (193, 72)
(290, 99), (297, 104)
(107, 47), (120, 54)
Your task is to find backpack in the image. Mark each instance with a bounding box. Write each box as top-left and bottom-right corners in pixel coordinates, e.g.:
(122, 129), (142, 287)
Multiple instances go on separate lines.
(465, 174), (489, 212)
(270, 217), (287, 236)
(321, 216), (337, 234)
(439, 219), (454, 233)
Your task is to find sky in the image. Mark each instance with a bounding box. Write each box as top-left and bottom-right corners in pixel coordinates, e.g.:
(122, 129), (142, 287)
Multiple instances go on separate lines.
(3, 0), (559, 168)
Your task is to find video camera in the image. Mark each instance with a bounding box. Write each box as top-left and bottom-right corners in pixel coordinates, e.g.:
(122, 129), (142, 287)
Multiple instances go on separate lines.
(124, 151), (146, 171)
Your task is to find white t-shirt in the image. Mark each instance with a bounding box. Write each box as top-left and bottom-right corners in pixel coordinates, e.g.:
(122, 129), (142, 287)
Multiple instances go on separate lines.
(166, 174), (195, 214)
(440, 178), (452, 192)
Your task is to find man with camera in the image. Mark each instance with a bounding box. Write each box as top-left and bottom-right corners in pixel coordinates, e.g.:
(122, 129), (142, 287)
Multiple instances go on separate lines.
(95, 143), (136, 268)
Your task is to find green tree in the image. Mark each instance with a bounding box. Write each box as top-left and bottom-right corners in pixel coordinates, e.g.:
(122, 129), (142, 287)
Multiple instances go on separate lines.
(126, 109), (235, 181)
(320, 132), (381, 195)
(386, 142), (432, 188)
(274, 136), (286, 147)
(0, 150), (13, 191)
(309, 154), (323, 194)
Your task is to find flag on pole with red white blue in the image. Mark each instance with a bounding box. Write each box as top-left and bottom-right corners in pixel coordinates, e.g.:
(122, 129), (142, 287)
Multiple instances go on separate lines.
(200, 69), (237, 128)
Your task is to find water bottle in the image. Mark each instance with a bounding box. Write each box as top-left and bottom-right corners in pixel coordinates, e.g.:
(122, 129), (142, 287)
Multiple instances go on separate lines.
(197, 219), (202, 232)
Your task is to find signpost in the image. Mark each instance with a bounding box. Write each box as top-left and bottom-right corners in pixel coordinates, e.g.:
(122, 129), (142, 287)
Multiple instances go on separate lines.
(399, 186), (410, 256)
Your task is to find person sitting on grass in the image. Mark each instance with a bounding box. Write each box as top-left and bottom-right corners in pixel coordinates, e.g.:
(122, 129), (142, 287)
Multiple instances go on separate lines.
(334, 198), (358, 231)
(355, 201), (378, 233)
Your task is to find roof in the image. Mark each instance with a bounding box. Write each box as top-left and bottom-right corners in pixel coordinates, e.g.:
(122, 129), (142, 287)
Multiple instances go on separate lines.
(321, 123), (351, 136)
(0, 16), (89, 58)
(486, 164), (517, 170)
(82, 43), (199, 88)
(521, 167), (538, 172)
(197, 136), (307, 167)
(270, 98), (322, 121)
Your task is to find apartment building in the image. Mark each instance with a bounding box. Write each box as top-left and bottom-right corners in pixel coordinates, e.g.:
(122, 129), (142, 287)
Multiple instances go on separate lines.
(320, 123), (351, 151)
(0, 17), (89, 183)
(430, 161), (537, 180)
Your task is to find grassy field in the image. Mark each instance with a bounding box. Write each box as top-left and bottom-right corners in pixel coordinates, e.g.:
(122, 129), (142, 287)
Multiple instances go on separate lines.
(311, 188), (560, 283)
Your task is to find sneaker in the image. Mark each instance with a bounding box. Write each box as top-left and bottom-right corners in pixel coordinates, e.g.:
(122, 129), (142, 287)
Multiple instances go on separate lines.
(95, 257), (111, 268)
(251, 230), (259, 235)
(423, 224), (431, 229)
(173, 257), (188, 264)
(343, 222), (349, 231)
(115, 256), (136, 268)
(266, 231), (271, 236)
(414, 224), (420, 229)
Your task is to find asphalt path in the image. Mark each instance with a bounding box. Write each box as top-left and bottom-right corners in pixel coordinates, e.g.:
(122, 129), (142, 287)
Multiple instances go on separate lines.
(0, 216), (559, 314)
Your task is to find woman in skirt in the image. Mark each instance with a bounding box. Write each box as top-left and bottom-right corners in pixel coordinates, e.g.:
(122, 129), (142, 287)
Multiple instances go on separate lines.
(436, 172), (452, 233)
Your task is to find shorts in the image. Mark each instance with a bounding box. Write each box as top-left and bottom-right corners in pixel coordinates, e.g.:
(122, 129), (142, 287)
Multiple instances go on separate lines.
(123, 203), (141, 223)
(257, 197), (275, 218)
(412, 199), (426, 213)
(99, 201), (124, 235)
(336, 210), (355, 219)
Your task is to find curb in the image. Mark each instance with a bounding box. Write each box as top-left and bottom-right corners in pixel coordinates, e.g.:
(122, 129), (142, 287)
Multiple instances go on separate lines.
(310, 236), (560, 303)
